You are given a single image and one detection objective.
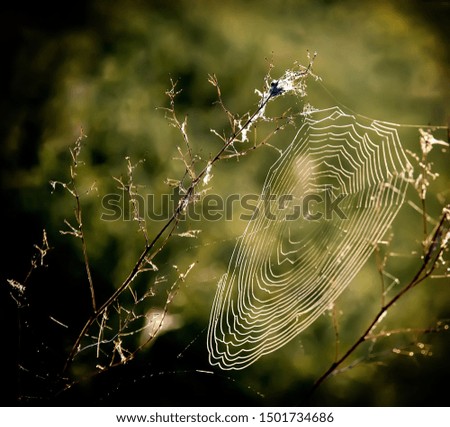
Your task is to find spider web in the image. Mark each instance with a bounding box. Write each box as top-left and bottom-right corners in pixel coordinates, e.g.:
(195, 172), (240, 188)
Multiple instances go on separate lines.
(207, 106), (412, 370)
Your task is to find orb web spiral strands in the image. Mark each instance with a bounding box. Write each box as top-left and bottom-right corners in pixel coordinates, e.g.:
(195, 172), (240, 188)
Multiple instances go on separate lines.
(207, 107), (412, 370)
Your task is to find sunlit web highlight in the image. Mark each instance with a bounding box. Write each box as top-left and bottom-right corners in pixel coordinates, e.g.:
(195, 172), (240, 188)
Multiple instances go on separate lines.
(207, 106), (412, 370)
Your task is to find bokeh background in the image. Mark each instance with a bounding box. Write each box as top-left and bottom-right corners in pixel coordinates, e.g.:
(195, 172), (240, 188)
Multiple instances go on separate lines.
(2, 0), (449, 406)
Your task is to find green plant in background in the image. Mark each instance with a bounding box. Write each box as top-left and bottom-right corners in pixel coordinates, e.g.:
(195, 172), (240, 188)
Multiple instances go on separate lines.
(3, 0), (449, 406)
(8, 56), (450, 405)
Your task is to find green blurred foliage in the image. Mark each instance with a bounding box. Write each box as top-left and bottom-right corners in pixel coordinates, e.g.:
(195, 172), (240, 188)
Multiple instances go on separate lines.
(2, 0), (449, 406)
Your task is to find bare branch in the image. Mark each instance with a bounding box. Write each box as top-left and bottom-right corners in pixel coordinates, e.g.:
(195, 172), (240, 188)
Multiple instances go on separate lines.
(310, 204), (450, 396)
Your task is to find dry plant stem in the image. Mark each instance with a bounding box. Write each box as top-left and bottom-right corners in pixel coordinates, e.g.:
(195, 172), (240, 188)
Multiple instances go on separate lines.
(61, 134), (97, 313)
(63, 90), (277, 373)
(366, 325), (444, 341)
(75, 194), (97, 313)
(310, 207), (449, 396)
(22, 230), (51, 286)
(420, 149), (429, 241)
(64, 208), (181, 371)
(374, 243), (386, 307)
(218, 116), (288, 160)
(332, 305), (340, 362)
(422, 197), (428, 240)
(107, 262), (195, 369)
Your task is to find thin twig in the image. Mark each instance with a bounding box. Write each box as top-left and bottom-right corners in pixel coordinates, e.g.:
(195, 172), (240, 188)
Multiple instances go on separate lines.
(75, 195), (97, 313)
(54, 131), (97, 312)
(309, 207), (449, 396)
